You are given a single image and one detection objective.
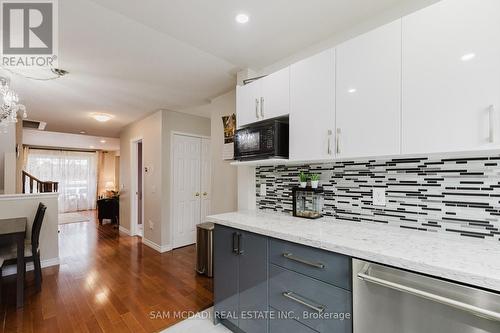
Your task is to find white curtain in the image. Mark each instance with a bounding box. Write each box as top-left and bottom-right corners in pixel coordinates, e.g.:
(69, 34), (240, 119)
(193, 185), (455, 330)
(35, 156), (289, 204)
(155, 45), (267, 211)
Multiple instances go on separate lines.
(26, 149), (98, 213)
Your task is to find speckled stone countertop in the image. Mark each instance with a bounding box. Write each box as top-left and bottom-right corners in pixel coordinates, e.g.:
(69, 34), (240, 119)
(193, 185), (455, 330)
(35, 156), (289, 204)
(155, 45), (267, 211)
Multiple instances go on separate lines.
(207, 210), (500, 292)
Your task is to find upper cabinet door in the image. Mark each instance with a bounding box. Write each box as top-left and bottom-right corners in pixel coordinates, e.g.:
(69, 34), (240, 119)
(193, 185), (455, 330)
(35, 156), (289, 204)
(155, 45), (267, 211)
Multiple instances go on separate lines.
(290, 49), (335, 161)
(237, 80), (262, 128)
(336, 20), (402, 159)
(260, 67), (290, 120)
(402, 0), (500, 154)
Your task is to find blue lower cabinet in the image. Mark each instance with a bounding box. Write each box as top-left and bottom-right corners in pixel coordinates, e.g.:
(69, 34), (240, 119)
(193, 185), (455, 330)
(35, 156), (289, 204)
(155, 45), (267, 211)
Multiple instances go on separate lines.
(269, 307), (318, 333)
(269, 264), (352, 333)
(214, 225), (269, 333)
(214, 225), (240, 328)
(214, 226), (352, 333)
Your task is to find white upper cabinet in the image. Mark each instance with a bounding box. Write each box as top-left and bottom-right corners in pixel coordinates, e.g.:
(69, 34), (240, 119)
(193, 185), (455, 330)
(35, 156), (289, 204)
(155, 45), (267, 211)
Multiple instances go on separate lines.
(236, 79), (261, 128)
(402, 0), (500, 154)
(290, 48), (335, 161)
(236, 67), (290, 128)
(260, 67), (290, 120)
(336, 20), (402, 159)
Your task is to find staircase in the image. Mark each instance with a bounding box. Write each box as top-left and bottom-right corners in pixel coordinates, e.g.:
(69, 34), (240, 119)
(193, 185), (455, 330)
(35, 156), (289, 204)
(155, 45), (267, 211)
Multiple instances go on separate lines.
(22, 171), (58, 194)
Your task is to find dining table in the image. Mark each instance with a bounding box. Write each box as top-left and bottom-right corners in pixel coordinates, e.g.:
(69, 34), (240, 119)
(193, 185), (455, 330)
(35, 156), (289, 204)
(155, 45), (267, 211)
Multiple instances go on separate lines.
(0, 217), (27, 308)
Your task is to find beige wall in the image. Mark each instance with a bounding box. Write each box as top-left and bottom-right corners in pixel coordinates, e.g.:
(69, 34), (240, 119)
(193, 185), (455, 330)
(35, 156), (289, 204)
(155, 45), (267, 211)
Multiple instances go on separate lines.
(120, 110), (211, 251)
(120, 111), (163, 246)
(0, 193), (59, 265)
(0, 123), (15, 193)
(161, 110), (211, 248)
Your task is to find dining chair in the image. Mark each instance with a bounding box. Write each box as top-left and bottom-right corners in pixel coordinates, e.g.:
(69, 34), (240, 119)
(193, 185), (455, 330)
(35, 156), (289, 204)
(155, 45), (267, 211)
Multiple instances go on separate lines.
(0, 203), (46, 291)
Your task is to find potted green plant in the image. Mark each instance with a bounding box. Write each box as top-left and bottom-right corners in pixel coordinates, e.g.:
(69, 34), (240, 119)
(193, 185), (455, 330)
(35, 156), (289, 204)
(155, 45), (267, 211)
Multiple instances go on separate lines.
(310, 174), (320, 189)
(299, 171), (308, 188)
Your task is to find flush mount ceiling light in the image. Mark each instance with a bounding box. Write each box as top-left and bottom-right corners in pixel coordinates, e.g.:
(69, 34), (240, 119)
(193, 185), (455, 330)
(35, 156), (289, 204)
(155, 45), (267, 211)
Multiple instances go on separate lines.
(235, 13), (249, 24)
(91, 113), (113, 122)
(348, 88), (357, 93)
(461, 53), (476, 62)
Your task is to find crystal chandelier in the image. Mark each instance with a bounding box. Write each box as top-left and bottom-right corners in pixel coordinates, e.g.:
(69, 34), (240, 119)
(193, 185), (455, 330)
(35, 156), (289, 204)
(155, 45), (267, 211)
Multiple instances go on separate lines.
(0, 77), (27, 129)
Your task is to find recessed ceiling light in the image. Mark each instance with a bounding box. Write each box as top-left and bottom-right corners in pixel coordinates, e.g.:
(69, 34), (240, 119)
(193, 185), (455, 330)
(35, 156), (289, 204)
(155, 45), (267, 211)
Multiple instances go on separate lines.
(79, 130), (86, 134)
(91, 113), (113, 122)
(89, 145), (95, 149)
(235, 13), (249, 24)
(461, 53), (476, 62)
(100, 139), (106, 143)
(348, 88), (357, 93)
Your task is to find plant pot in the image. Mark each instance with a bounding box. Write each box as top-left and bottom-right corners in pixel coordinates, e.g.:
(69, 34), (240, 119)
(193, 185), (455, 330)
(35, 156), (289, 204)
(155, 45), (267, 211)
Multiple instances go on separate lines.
(300, 182), (307, 188)
(311, 180), (319, 189)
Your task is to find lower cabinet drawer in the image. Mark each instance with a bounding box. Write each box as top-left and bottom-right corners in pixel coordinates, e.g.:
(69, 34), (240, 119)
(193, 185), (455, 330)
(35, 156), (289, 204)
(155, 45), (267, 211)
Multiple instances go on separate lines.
(269, 265), (352, 333)
(269, 307), (317, 333)
(270, 238), (352, 290)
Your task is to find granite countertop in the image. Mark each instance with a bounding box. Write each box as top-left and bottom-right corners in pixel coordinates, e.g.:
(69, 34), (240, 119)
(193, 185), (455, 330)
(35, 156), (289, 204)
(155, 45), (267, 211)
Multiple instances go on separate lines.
(207, 210), (500, 292)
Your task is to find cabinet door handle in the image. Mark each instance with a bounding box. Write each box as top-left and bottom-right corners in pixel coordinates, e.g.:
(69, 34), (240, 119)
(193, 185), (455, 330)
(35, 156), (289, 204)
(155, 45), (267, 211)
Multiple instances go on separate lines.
(327, 130), (333, 155)
(489, 105), (496, 143)
(260, 97), (264, 118)
(283, 252), (325, 269)
(255, 98), (260, 119)
(232, 232), (238, 254)
(237, 233), (244, 255)
(336, 128), (342, 155)
(282, 291), (325, 314)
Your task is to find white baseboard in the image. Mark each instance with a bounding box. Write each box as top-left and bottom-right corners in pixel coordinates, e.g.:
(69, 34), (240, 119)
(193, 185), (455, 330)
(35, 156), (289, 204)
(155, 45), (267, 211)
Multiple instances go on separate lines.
(142, 238), (172, 253)
(2, 257), (60, 276)
(119, 226), (130, 235)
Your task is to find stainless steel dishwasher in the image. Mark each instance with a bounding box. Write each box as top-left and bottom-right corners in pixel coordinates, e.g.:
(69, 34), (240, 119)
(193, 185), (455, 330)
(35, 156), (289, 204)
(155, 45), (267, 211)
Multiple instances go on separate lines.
(352, 259), (500, 333)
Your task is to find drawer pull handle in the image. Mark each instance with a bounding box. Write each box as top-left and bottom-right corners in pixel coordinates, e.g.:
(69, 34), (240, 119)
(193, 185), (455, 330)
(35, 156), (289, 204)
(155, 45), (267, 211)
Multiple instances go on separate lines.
(282, 291), (325, 314)
(283, 252), (325, 269)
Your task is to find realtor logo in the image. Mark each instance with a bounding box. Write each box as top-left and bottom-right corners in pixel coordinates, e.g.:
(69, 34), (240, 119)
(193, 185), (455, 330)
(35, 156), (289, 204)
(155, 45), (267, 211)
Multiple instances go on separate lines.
(0, 0), (58, 67)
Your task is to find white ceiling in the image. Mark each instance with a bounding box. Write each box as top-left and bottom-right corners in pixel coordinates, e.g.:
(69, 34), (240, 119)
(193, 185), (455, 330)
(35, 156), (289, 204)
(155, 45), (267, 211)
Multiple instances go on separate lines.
(3, 0), (431, 137)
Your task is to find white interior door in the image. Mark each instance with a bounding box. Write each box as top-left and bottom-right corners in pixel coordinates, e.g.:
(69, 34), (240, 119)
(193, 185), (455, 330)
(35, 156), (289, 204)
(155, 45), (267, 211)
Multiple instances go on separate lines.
(200, 138), (211, 222)
(172, 134), (201, 248)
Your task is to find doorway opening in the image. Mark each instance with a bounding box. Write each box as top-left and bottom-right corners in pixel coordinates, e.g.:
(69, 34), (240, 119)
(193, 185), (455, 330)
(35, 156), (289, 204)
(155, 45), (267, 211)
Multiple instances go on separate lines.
(131, 138), (144, 237)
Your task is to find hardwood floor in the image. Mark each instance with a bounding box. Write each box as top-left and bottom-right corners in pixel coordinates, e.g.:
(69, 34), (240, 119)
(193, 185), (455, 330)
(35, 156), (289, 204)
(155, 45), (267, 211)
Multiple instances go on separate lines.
(0, 211), (213, 332)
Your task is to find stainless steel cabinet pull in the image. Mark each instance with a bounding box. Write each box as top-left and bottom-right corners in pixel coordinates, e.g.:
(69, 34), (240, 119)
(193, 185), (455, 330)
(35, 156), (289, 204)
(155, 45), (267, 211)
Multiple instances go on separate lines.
(232, 233), (238, 254)
(282, 291), (325, 314)
(260, 97), (264, 118)
(255, 99), (260, 119)
(283, 252), (325, 269)
(336, 128), (341, 155)
(358, 264), (500, 322)
(489, 105), (496, 143)
(327, 130), (333, 155)
(237, 233), (244, 255)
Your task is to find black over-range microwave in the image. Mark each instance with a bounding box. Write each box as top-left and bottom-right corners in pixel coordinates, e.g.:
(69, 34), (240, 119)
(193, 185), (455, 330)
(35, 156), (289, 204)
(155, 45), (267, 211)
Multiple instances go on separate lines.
(234, 117), (289, 161)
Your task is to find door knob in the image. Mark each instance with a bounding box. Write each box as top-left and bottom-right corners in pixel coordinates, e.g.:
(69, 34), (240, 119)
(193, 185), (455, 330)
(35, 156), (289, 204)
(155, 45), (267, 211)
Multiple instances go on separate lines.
(203, 192), (208, 196)
(195, 192), (200, 197)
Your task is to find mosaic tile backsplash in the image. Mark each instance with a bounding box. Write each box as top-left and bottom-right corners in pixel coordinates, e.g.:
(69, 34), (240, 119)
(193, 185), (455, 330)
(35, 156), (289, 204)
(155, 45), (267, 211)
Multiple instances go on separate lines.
(256, 154), (500, 240)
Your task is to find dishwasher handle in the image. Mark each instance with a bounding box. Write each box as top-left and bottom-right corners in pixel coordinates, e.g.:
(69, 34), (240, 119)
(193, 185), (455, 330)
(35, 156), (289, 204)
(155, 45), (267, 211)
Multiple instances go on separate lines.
(358, 264), (500, 322)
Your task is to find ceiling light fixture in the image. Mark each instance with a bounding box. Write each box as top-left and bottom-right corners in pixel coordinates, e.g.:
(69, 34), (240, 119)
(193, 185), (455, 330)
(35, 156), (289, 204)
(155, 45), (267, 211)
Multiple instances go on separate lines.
(461, 53), (476, 62)
(0, 77), (27, 128)
(91, 113), (113, 122)
(80, 130), (86, 134)
(235, 13), (249, 24)
(100, 139), (106, 143)
(348, 88), (357, 93)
